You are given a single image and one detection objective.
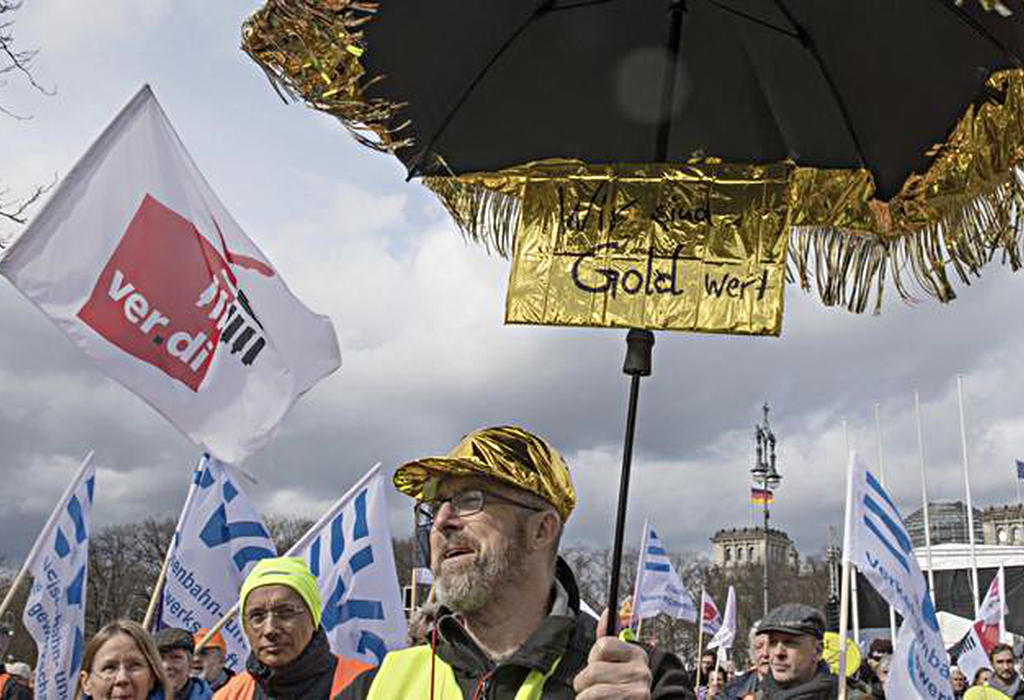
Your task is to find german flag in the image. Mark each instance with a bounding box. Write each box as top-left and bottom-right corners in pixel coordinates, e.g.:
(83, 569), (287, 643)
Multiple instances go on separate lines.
(750, 487), (774, 505)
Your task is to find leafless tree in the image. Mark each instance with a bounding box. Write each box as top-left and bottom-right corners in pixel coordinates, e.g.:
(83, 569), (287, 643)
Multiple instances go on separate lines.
(0, 0), (54, 230)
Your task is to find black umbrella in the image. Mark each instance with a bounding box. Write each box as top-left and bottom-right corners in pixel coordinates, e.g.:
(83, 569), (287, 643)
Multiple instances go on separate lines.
(243, 0), (1024, 630)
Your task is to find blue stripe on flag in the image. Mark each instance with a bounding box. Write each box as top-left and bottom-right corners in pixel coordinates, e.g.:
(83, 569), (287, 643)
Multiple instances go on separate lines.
(67, 565), (86, 606)
(86, 476), (95, 504)
(233, 546), (276, 571)
(223, 481), (239, 503)
(644, 562), (672, 572)
(55, 527), (70, 558)
(353, 490), (369, 540)
(1017, 460), (1024, 480)
(68, 495), (87, 544)
(330, 513), (345, 564)
(195, 468), (215, 488)
(199, 505), (270, 546)
(863, 516), (910, 573)
(349, 545), (374, 575)
(335, 599), (385, 624)
(70, 626), (84, 677)
(357, 630), (388, 664)
(309, 538), (321, 578)
(865, 471), (901, 519)
(863, 494), (912, 554)
(647, 546), (667, 556)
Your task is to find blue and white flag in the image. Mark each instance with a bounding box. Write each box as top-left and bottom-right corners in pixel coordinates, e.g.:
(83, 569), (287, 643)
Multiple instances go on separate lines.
(289, 464), (406, 666)
(21, 453), (96, 700)
(630, 521), (696, 625)
(161, 454), (276, 670)
(1016, 459), (1024, 481)
(843, 451), (952, 700)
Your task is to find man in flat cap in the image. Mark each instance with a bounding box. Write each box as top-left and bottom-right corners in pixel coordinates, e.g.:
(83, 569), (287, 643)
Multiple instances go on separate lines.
(747, 603), (867, 700)
(154, 627), (213, 700)
(339, 425), (692, 698)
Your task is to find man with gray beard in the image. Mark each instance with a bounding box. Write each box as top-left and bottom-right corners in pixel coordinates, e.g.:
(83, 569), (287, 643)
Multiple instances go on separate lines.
(336, 425), (692, 699)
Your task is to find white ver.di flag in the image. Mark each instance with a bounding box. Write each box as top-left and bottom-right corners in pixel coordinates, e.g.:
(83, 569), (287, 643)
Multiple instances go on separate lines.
(289, 465), (407, 666)
(843, 451), (952, 700)
(22, 454), (96, 700)
(701, 589), (722, 636)
(631, 521), (696, 624)
(162, 455), (277, 670)
(955, 567), (1007, 683)
(0, 85), (340, 463)
(707, 586), (737, 666)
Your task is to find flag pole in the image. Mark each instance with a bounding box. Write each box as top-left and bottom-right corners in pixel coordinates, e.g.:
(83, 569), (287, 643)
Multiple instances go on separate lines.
(874, 404), (898, 644)
(0, 452), (95, 620)
(843, 420), (861, 647)
(695, 587), (706, 692)
(957, 375), (981, 617)
(999, 566), (1007, 643)
(915, 391), (937, 598)
(144, 458), (206, 630)
(197, 463), (383, 652)
(630, 519), (650, 632)
(837, 449), (855, 700)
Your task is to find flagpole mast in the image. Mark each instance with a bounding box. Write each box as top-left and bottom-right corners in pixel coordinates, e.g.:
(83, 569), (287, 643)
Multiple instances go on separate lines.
(631, 519), (650, 633)
(914, 391), (937, 598)
(144, 460), (205, 630)
(695, 587), (706, 693)
(837, 450), (855, 700)
(874, 404), (898, 644)
(843, 420), (860, 647)
(0, 452), (95, 620)
(957, 375), (982, 618)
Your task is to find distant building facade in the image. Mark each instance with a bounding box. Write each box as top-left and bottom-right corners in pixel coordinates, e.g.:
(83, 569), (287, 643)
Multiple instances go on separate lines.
(982, 504), (1024, 545)
(711, 527), (799, 570)
(906, 501), (995, 548)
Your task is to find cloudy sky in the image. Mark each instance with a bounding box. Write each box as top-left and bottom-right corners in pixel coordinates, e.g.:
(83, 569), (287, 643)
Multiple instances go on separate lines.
(2, 0), (1023, 571)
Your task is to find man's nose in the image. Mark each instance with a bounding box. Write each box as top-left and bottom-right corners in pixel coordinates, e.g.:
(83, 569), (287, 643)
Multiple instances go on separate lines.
(433, 500), (464, 531)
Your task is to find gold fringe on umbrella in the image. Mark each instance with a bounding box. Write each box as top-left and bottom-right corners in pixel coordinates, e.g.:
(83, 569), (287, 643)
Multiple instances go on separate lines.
(422, 70), (1024, 315)
(241, 0), (411, 153)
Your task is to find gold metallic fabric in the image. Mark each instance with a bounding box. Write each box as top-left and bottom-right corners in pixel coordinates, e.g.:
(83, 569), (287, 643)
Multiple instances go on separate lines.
(242, 0), (411, 153)
(393, 426), (576, 522)
(501, 162), (788, 335)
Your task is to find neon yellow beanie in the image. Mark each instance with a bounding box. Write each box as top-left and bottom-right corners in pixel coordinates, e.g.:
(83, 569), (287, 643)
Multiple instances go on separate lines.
(239, 557), (322, 628)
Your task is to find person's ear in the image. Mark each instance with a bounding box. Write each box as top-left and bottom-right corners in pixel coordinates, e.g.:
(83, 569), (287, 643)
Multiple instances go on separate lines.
(80, 671), (93, 696)
(528, 509), (560, 552)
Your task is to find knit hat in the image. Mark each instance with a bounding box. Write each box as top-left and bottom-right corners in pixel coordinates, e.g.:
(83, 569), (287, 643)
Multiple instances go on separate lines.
(239, 557), (322, 628)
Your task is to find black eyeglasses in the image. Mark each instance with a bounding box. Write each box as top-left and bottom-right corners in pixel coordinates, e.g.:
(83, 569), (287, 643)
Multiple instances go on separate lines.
(416, 489), (545, 522)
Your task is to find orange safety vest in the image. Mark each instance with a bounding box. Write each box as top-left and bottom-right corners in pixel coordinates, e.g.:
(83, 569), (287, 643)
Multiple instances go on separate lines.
(213, 655), (371, 700)
(0, 673), (9, 695)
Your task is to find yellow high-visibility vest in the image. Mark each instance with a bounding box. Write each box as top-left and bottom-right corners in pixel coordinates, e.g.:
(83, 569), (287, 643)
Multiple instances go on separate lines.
(366, 646), (560, 700)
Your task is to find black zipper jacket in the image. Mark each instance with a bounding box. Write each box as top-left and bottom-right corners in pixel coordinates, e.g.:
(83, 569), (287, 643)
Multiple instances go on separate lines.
(337, 557), (694, 699)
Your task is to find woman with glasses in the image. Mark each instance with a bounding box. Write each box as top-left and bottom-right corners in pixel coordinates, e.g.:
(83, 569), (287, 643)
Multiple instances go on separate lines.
(213, 557), (371, 699)
(75, 619), (172, 700)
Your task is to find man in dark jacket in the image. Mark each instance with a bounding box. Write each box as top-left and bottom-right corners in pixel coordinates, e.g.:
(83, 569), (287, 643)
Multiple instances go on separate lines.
(214, 557), (371, 699)
(725, 622), (768, 699)
(750, 603), (869, 700)
(339, 425), (693, 699)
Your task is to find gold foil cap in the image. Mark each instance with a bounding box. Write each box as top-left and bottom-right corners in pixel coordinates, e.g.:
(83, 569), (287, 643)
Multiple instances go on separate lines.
(394, 425), (577, 521)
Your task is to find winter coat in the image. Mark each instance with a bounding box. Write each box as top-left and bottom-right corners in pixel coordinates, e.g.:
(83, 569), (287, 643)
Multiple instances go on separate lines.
(338, 557), (694, 699)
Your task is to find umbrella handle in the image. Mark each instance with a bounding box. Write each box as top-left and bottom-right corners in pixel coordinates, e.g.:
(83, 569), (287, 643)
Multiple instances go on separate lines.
(605, 329), (655, 635)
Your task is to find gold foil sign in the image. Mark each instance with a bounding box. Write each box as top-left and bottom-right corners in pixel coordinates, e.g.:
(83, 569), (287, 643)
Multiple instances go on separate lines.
(505, 163), (790, 335)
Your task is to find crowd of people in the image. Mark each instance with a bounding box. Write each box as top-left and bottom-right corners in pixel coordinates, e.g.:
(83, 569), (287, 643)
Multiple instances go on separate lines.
(4, 425), (1023, 699)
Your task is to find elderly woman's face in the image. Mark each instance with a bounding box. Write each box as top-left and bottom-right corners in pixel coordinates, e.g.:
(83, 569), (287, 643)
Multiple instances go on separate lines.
(80, 633), (155, 700)
(242, 584), (316, 668)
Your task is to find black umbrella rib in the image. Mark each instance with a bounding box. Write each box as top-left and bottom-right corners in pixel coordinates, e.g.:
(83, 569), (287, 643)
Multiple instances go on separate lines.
(928, 0), (1023, 67)
(407, 0), (556, 179)
(705, 0), (799, 39)
(767, 0), (869, 169)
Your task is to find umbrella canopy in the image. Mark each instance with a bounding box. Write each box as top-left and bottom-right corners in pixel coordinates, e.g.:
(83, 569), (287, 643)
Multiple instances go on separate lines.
(244, 0), (1024, 313)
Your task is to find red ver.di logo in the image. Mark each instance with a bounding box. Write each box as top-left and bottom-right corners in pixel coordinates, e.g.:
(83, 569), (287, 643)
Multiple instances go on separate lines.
(78, 194), (272, 391)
